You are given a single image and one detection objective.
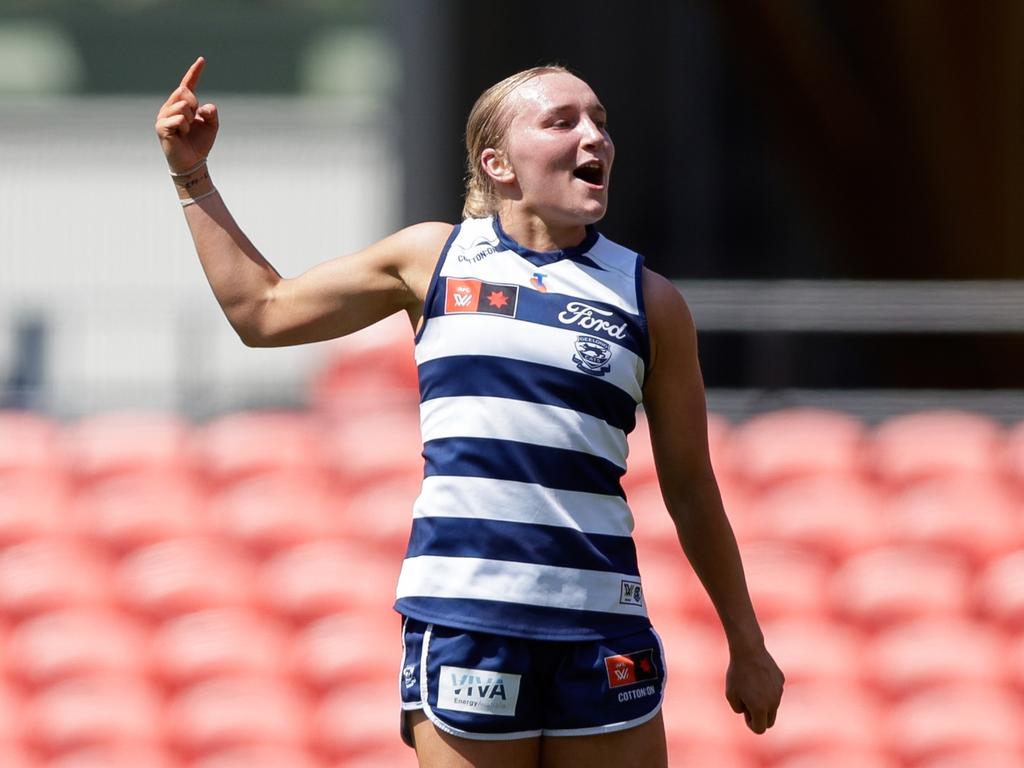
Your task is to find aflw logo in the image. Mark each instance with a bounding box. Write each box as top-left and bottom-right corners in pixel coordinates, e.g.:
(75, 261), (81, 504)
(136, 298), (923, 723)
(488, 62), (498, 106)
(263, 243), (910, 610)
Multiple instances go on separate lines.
(558, 301), (628, 339)
(438, 665), (522, 716)
(452, 288), (473, 307)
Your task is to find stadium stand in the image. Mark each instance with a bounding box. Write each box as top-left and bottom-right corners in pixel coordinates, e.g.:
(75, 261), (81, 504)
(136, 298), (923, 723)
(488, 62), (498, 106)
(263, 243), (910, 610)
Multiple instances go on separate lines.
(0, 405), (1022, 766)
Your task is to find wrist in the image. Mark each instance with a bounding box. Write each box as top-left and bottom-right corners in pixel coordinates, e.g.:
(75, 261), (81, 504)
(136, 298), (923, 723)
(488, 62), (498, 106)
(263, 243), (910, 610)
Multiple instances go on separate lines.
(170, 160), (217, 206)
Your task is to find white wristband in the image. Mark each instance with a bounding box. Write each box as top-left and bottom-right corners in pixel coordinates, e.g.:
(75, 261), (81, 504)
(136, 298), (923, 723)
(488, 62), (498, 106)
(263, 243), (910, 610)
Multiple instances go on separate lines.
(180, 187), (219, 207)
(169, 159), (208, 178)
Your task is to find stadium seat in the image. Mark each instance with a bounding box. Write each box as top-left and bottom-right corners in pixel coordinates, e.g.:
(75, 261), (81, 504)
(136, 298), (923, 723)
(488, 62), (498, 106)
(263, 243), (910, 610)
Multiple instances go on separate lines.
(0, 470), (70, 546)
(862, 617), (1009, 698)
(68, 470), (209, 556)
(829, 546), (971, 629)
(744, 475), (885, 561)
(338, 742), (420, 768)
(662, 744), (755, 768)
(287, 612), (399, 692)
(758, 617), (865, 687)
(728, 408), (867, 490)
(149, 608), (290, 688)
(190, 745), (324, 768)
(918, 747), (1024, 768)
(974, 550), (1024, 628)
(748, 680), (884, 765)
(191, 411), (330, 489)
(45, 744), (183, 768)
(883, 475), (1023, 565)
(58, 411), (195, 487)
(883, 682), (1024, 764)
(636, 548), (706, 622)
(5, 608), (150, 688)
(311, 680), (417, 760)
(623, 412), (735, 493)
(0, 409), (62, 474)
(114, 537), (257, 619)
(653, 614), (730, 688)
(1010, 631), (1024, 693)
(320, 410), (423, 492)
(628, 481), (678, 553)
(772, 749), (900, 768)
(661, 682), (751, 754)
(337, 476), (421, 557)
(0, 680), (27, 748)
(0, 539), (114, 619)
(206, 470), (343, 557)
(869, 410), (1004, 488)
(23, 674), (164, 755)
(256, 540), (401, 623)
(164, 675), (312, 757)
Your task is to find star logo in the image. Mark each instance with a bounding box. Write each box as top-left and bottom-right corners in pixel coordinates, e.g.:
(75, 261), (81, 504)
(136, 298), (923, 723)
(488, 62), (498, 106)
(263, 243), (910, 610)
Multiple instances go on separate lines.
(487, 290), (509, 309)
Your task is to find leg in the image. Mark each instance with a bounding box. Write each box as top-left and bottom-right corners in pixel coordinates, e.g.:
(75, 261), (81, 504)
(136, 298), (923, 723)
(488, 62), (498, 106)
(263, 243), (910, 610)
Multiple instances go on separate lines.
(407, 709), (541, 768)
(539, 710), (668, 768)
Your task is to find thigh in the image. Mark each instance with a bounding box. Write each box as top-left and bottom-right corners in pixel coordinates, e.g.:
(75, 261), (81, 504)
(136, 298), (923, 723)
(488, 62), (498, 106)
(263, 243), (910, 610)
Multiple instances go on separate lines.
(407, 709), (541, 768)
(539, 709), (667, 768)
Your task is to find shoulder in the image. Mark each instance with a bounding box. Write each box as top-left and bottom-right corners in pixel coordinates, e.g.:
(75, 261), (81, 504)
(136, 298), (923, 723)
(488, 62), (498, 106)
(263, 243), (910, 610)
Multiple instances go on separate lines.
(386, 221), (457, 259)
(641, 267), (696, 375)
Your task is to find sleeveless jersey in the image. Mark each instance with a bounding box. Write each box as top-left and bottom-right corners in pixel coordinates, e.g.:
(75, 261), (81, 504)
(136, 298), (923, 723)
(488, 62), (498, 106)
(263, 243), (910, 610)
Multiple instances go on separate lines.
(394, 215), (651, 641)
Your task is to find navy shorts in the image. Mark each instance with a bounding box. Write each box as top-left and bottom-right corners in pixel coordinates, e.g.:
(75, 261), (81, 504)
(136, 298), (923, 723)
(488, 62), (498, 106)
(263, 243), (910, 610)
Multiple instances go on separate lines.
(399, 617), (666, 744)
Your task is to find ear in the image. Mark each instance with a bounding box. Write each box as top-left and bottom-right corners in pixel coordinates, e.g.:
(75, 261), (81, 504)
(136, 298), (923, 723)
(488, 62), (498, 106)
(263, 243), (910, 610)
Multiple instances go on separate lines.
(481, 147), (516, 185)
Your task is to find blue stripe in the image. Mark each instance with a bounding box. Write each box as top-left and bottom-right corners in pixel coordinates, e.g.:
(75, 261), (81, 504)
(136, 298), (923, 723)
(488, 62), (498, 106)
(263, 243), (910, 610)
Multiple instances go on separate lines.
(414, 223), (461, 344)
(634, 252), (651, 372)
(512, 290), (646, 358)
(395, 597), (652, 641)
(423, 437), (626, 499)
(418, 356), (638, 433)
(405, 517), (639, 575)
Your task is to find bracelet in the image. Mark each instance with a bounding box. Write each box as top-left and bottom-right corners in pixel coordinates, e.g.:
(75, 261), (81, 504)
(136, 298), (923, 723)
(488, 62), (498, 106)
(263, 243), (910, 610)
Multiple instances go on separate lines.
(169, 159), (208, 178)
(180, 187), (219, 207)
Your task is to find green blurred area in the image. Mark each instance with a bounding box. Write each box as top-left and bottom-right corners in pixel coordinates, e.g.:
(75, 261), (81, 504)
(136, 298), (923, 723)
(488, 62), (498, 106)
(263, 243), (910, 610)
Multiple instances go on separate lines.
(0, 0), (393, 95)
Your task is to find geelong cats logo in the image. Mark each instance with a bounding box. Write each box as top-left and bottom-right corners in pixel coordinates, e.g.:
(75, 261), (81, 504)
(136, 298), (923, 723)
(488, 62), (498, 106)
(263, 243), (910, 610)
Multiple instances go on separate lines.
(572, 335), (612, 376)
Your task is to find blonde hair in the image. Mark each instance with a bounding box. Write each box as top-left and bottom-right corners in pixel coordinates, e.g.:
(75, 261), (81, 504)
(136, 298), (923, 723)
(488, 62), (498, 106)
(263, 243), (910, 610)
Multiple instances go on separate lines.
(462, 65), (571, 220)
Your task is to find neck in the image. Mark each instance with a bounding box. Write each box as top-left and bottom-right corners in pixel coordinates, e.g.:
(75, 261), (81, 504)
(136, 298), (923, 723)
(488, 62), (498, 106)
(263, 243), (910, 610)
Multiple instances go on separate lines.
(496, 205), (589, 251)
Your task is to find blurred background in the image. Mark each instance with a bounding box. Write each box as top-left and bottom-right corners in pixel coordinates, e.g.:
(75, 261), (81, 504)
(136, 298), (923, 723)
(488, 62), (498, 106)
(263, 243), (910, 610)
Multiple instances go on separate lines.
(1, 1), (1023, 767)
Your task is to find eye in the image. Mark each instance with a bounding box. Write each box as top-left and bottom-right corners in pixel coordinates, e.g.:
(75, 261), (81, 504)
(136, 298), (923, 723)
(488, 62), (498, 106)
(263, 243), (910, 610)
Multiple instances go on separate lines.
(551, 118), (573, 129)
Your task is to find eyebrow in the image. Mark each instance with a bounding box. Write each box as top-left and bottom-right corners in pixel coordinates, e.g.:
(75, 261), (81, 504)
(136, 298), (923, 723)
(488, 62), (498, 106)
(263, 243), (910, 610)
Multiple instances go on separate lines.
(539, 103), (608, 119)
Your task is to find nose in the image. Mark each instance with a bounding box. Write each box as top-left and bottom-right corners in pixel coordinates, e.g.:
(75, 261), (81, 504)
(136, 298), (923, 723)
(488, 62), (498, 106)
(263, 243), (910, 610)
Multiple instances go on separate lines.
(579, 116), (607, 148)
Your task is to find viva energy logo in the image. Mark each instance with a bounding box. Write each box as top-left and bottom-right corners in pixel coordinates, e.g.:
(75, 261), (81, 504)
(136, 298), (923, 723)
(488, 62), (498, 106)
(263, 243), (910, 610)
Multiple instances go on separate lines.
(437, 665), (521, 716)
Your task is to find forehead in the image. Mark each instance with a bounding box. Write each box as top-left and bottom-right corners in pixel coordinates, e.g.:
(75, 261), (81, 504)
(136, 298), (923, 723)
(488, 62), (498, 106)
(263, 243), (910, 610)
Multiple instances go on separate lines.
(508, 72), (603, 118)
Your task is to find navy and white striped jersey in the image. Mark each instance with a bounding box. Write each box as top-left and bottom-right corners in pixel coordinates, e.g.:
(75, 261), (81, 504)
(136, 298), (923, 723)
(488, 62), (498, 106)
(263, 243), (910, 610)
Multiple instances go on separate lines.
(394, 214), (651, 641)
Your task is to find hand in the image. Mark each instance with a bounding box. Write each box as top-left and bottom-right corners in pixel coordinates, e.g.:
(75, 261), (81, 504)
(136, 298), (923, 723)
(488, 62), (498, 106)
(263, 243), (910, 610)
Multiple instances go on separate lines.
(155, 57), (219, 173)
(725, 644), (784, 734)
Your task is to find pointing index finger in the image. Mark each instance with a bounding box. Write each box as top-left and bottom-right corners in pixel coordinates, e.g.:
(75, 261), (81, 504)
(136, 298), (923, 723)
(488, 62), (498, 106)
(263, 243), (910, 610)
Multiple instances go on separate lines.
(180, 56), (205, 91)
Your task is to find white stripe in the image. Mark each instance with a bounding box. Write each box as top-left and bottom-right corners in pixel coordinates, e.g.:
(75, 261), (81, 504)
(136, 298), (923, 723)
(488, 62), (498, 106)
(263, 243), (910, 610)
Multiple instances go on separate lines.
(420, 396), (628, 468)
(412, 475), (635, 536)
(396, 556), (648, 617)
(416, 315), (644, 402)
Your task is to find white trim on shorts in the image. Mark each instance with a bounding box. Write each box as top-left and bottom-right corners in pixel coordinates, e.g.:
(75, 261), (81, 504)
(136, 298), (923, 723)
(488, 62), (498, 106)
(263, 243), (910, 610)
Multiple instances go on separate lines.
(409, 622), (667, 741)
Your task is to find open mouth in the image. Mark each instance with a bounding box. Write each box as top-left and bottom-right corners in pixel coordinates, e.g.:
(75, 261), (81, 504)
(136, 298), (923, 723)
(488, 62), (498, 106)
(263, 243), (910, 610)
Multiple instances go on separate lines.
(572, 160), (605, 187)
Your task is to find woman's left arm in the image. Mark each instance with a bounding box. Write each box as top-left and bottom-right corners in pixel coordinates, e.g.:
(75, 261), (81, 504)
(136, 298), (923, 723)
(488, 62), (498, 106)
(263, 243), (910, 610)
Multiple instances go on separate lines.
(640, 267), (784, 734)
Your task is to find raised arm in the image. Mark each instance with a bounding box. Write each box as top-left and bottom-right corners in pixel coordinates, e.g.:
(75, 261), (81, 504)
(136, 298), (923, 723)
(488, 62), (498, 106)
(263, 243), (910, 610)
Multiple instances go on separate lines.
(154, 57), (450, 347)
(640, 267), (784, 734)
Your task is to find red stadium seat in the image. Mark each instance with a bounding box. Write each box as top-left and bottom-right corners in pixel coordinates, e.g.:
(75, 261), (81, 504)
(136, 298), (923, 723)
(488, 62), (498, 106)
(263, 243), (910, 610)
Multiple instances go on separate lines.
(661, 683), (751, 754)
(0, 470), (70, 546)
(45, 744), (183, 768)
(287, 612), (399, 691)
(1010, 632), (1024, 693)
(883, 475), (1023, 565)
(311, 680), (413, 760)
(772, 749), (900, 768)
(114, 538), (257, 619)
(974, 550), (1024, 628)
(758, 617), (865, 687)
(191, 411), (329, 489)
(870, 410), (1004, 488)
(0, 680), (28, 747)
(663, 744), (755, 768)
(745, 475), (885, 561)
(0, 409), (62, 474)
(0, 745), (37, 768)
(628, 481), (677, 553)
(191, 745), (324, 768)
(149, 608), (290, 688)
(0, 539), (114, 619)
(623, 411), (735, 492)
(320, 410), (423, 492)
(6, 608), (150, 688)
(748, 681), (884, 765)
(635, 549), (705, 622)
(206, 470), (343, 557)
(256, 540), (400, 623)
(654, 614), (730, 688)
(337, 476), (421, 557)
(339, 743), (420, 768)
(919, 747), (1024, 768)
(829, 546), (971, 630)
(68, 470), (209, 556)
(165, 675), (312, 757)
(862, 617), (1009, 699)
(58, 411), (195, 487)
(23, 674), (164, 755)
(883, 683), (1024, 764)
(728, 408), (867, 489)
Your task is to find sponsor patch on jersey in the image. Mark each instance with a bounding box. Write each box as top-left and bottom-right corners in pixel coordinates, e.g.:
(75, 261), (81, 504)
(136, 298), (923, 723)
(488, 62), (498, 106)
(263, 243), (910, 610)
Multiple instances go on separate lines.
(604, 649), (658, 689)
(619, 579), (644, 607)
(558, 301), (628, 339)
(444, 277), (519, 317)
(437, 665), (521, 716)
(530, 272), (548, 292)
(572, 334), (612, 376)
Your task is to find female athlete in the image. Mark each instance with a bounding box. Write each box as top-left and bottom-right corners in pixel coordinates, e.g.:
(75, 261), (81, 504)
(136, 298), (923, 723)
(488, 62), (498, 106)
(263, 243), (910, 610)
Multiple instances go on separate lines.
(156, 57), (784, 768)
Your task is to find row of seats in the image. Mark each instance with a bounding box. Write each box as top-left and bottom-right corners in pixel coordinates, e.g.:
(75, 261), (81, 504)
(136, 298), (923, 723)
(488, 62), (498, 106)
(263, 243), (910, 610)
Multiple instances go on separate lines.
(3, 407), (1024, 493)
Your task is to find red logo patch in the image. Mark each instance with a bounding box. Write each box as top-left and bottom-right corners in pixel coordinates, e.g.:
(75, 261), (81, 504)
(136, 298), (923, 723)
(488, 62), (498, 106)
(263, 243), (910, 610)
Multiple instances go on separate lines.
(604, 649), (658, 689)
(445, 278), (481, 313)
